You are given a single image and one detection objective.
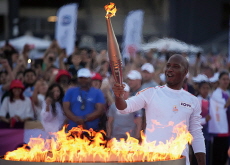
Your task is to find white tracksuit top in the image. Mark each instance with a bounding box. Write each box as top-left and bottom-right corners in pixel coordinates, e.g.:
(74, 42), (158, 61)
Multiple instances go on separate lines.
(117, 85), (205, 165)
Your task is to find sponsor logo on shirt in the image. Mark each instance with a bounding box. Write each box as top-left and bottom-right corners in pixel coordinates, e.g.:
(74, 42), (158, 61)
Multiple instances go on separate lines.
(180, 102), (191, 108)
(77, 96), (93, 102)
(77, 95), (82, 102)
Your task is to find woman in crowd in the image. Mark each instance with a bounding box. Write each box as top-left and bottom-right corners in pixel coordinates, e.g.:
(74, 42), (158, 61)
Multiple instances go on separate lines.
(40, 83), (66, 133)
(0, 80), (34, 128)
(209, 71), (230, 165)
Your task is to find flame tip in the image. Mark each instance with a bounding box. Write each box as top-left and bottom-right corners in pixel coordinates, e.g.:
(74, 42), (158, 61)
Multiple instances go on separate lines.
(104, 2), (117, 18)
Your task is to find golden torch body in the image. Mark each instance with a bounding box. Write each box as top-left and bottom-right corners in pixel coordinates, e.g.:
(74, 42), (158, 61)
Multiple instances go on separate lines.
(106, 17), (123, 85)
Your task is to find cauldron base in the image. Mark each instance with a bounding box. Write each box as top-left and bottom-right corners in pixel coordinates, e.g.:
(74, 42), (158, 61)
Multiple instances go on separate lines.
(0, 156), (186, 165)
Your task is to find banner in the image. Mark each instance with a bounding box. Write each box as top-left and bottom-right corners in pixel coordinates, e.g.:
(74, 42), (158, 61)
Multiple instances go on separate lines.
(55, 3), (78, 56)
(122, 10), (144, 61)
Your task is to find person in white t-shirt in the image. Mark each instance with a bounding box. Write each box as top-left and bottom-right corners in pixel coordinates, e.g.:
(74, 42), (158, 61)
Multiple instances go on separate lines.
(40, 83), (66, 133)
(0, 80), (34, 128)
(112, 54), (206, 165)
(208, 71), (230, 165)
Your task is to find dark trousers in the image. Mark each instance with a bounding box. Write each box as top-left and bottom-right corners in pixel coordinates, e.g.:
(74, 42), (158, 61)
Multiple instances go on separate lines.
(212, 136), (229, 165)
(205, 140), (211, 165)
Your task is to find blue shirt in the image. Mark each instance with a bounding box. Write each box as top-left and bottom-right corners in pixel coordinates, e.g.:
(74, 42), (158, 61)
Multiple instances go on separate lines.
(63, 87), (105, 130)
(23, 86), (34, 97)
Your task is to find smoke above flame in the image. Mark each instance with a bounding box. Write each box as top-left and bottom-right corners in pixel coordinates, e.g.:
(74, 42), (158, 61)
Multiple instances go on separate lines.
(104, 2), (117, 18)
(4, 121), (192, 163)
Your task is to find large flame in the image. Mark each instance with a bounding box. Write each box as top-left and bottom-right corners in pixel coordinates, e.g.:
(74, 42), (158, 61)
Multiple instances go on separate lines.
(4, 121), (192, 162)
(104, 2), (117, 18)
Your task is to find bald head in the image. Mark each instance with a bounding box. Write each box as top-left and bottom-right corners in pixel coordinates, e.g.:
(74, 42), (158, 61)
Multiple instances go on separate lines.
(165, 54), (189, 90)
(168, 54), (189, 70)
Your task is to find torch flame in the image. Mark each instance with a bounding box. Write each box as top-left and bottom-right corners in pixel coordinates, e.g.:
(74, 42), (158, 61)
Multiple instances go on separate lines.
(3, 121), (192, 163)
(104, 2), (117, 18)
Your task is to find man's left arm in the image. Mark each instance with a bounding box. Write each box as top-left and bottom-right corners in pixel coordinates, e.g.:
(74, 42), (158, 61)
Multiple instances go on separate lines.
(189, 99), (206, 165)
(195, 153), (206, 165)
(134, 116), (142, 140)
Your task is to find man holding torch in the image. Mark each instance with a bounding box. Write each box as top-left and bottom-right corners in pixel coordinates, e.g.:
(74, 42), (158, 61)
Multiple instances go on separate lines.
(112, 54), (206, 165)
(105, 3), (205, 165)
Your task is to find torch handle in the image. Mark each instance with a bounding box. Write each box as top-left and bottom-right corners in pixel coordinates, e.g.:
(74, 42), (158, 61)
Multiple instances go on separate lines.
(110, 60), (123, 85)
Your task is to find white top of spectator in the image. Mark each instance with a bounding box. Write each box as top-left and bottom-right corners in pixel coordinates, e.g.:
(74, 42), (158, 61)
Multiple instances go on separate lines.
(0, 97), (34, 120)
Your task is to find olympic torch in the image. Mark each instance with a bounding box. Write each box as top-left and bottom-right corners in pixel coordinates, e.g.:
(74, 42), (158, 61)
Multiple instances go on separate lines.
(104, 3), (123, 85)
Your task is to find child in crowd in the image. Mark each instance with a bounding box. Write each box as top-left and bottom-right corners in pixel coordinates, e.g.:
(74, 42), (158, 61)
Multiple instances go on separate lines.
(40, 83), (66, 133)
(197, 81), (211, 165)
(0, 80), (34, 128)
(91, 72), (103, 89)
(55, 69), (72, 93)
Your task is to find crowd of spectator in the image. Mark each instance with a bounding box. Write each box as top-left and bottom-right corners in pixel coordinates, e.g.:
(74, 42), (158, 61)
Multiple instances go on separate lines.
(0, 39), (230, 165)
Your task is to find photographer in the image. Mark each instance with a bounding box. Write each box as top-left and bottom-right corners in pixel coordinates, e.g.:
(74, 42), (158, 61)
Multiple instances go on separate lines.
(40, 83), (66, 133)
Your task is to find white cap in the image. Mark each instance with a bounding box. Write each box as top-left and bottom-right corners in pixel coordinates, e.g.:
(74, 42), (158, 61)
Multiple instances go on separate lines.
(123, 82), (130, 92)
(77, 68), (92, 78)
(192, 74), (209, 83)
(141, 63), (155, 73)
(209, 72), (219, 83)
(127, 70), (142, 80)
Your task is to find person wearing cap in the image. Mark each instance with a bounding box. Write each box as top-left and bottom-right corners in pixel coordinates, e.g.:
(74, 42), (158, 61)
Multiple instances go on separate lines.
(63, 68), (105, 130)
(106, 83), (143, 140)
(0, 80), (34, 128)
(141, 63), (158, 89)
(112, 54), (206, 165)
(126, 70), (143, 96)
(91, 72), (103, 89)
(126, 70), (144, 132)
(196, 81), (211, 165)
(191, 74), (209, 96)
(55, 69), (71, 92)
